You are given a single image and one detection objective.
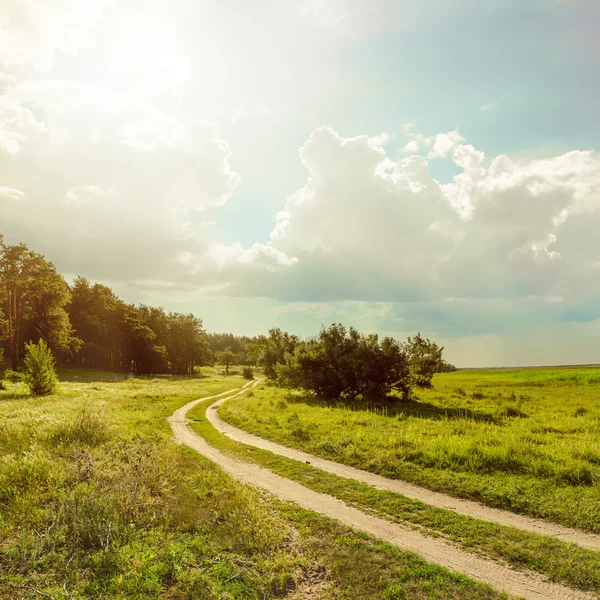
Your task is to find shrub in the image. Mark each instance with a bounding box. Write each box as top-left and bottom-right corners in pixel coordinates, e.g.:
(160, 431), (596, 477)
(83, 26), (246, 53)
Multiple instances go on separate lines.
(23, 339), (58, 396)
(242, 366), (254, 380)
(405, 333), (444, 389)
(4, 369), (24, 383)
(277, 324), (411, 402)
(0, 380), (5, 391)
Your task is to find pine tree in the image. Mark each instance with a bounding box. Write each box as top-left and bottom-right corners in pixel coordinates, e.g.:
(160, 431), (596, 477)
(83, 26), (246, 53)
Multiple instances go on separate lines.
(23, 339), (58, 396)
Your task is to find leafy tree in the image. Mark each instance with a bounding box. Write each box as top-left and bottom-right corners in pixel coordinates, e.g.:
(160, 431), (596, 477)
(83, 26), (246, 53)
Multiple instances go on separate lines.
(67, 277), (120, 369)
(278, 324), (411, 401)
(247, 328), (299, 379)
(440, 360), (458, 372)
(206, 333), (254, 364)
(166, 312), (208, 375)
(23, 339), (58, 396)
(405, 333), (444, 388)
(0, 236), (77, 369)
(215, 348), (238, 373)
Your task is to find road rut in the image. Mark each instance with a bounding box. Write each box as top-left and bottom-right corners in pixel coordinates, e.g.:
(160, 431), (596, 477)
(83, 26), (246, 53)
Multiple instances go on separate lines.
(209, 392), (600, 552)
(169, 384), (598, 600)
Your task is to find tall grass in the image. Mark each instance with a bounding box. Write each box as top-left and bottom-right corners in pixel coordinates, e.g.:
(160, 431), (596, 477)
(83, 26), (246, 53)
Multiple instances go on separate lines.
(0, 369), (507, 599)
(220, 367), (600, 531)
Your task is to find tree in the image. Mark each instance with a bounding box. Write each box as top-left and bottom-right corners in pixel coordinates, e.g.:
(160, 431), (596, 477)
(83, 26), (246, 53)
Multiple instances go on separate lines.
(278, 324), (411, 401)
(67, 277), (120, 370)
(405, 333), (444, 388)
(166, 312), (208, 375)
(246, 328), (299, 379)
(215, 348), (237, 374)
(0, 236), (77, 369)
(23, 339), (58, 396)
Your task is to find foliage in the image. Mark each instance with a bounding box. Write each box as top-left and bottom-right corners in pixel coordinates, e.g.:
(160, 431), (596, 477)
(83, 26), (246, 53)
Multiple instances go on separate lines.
(242, 366), (254, 380)
(223, 367), (600, 532)
(23, 339), (58, 396)
(206, 332), (255, 364)
(215, 347), (238, 373)
(278, 323), (411, 401)
(405, 333), (445, 388)
(246, 328), (299, 379)
(0, 235), (78, 370)
(3, 368), (24, 383)
(0, 370), (502, 599)
(68, 277), (209, 375)
(440, 360), (459, 372)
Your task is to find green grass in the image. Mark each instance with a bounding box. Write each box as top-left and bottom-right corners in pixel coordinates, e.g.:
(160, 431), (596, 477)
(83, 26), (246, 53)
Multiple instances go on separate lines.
(219, 367), (600, 533)
(189, 394), (600, 595)
(0, 368), (507, 599)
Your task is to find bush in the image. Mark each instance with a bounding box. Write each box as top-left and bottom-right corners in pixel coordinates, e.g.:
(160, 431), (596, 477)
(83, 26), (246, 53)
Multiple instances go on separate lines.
(278, 324), (411, 402)
(242, 366), (254, 380)
(23, 339), (58, 396)
(0, 380), (5, 390)
(4, 369), (24, 383)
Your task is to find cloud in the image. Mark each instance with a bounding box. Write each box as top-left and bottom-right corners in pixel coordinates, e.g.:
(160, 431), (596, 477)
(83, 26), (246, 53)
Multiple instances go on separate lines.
(479, 102), (494, 112)
(399, 124), (434, 154)
(215, 126), (600, 315)
(368, 132), (393, 147)
(0, 0), (112, 71)
(427, 130), (466, 159)
(0, 186), (24, 202)
(0, 76), (241, 282)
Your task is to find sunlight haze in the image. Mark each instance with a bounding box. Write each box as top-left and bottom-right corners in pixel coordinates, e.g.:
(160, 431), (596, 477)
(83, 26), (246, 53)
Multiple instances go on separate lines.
(1, 0), (599, 367)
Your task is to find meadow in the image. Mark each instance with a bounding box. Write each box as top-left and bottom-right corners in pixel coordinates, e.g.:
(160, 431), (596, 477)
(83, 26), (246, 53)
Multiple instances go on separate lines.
(0, 366), (507, 599)
(219, 366), (600, 532)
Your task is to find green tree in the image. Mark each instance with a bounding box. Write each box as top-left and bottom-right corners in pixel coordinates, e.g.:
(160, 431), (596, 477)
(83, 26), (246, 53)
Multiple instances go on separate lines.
(405, 333), (444, 388)
(166, 312), (208, 375)
(0, 236), (77, 369)
(278, 324), (411, 401)
(246, 328), (299, 379)
(23, 339), (58, 396)
(67, 277), (120, 369)
(215, 348), (238, 374)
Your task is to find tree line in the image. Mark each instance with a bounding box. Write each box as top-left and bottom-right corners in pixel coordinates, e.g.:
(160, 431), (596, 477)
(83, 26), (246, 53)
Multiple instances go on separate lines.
(245, 325), (452, 401)
(0, 235), (455, 398)
(0, 236), (208, 374)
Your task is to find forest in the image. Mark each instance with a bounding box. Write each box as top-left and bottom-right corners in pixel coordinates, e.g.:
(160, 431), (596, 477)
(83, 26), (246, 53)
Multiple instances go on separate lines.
(0, 235), (452, 397)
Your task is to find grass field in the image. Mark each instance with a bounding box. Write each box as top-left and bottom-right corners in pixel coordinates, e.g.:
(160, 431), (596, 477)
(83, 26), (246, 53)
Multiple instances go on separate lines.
(0, 366), (507, 599)
(219, 366), (600, 533)
(190, 391), (600, 595)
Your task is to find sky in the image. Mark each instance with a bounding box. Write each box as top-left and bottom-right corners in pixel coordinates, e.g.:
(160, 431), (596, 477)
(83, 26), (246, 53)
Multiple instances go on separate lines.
(1, 0), (599, 367)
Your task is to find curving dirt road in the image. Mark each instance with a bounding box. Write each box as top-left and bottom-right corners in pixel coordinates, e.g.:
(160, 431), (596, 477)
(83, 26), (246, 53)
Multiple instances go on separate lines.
(209, 392), (600, 553)
(169, 383), (598, 600)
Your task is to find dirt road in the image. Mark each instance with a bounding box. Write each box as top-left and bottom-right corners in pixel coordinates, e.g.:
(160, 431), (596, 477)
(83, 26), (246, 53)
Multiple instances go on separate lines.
(169, 384), (597, 600)
(209, 393), (600, 553)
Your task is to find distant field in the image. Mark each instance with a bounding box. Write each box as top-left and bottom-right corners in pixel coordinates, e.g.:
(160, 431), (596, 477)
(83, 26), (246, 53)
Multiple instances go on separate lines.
(0, 367), (505, 599)
(220, 367), (600, 532)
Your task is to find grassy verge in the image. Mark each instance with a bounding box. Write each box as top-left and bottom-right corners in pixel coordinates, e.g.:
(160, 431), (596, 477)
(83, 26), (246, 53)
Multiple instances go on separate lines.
(0, 369), (506, 599)
(218, 369), (600, 533)
(189, 391), (600, 595)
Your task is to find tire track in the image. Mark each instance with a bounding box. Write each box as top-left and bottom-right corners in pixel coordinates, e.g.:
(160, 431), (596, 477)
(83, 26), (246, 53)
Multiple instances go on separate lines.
(169, 385), (597, 600)
(210, 392), (600, 552)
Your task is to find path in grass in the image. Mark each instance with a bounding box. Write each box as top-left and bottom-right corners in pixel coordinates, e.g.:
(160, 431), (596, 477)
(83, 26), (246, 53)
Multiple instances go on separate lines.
(170, 384), (597, 600)
(210, 392), (600, 553)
